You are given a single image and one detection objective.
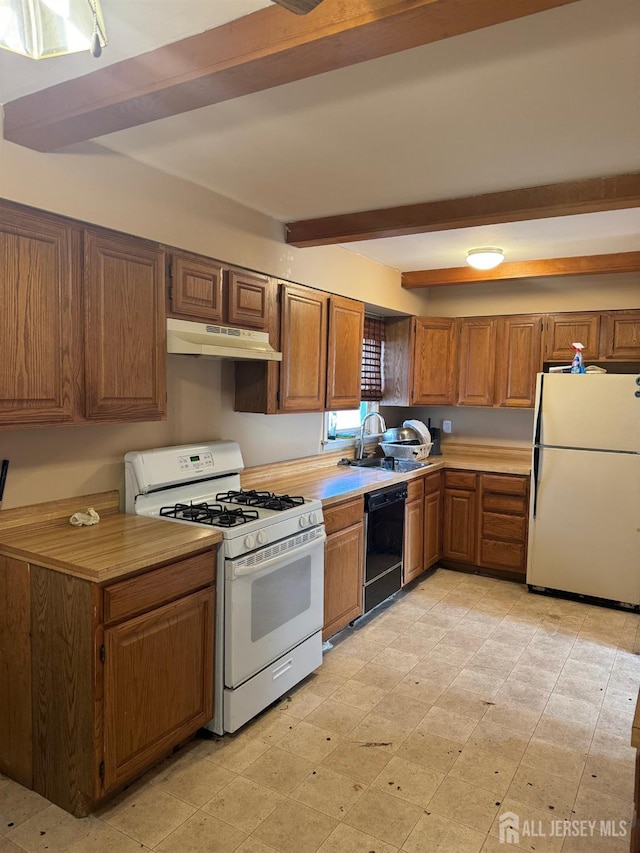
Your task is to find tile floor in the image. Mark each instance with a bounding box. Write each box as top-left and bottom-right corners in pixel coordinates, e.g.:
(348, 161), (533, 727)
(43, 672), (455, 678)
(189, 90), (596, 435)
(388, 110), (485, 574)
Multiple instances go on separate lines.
(1, 569), (639, 852)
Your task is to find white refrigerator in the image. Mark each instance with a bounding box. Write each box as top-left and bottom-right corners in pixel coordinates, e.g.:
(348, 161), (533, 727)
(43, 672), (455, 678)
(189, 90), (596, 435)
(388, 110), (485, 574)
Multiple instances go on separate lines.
(527, 373), (640, 608)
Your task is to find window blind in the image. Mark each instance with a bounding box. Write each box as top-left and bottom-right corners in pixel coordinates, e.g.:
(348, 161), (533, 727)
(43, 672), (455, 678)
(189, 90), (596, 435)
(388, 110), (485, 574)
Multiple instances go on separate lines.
(361, 316), (385, 401)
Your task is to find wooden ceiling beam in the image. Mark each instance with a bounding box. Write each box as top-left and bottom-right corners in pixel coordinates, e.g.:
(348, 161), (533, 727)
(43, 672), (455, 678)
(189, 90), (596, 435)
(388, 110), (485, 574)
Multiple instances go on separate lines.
(401, 251), (640, 288)
(286, 173), (640, 246)
(4, 0), (582, 152)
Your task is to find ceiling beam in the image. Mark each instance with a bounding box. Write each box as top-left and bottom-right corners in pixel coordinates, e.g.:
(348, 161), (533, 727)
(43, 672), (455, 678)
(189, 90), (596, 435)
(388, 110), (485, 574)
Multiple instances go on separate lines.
(3, 0), (582, 152)
(286, 173), (640, 247)
(401, 251), (640, 288)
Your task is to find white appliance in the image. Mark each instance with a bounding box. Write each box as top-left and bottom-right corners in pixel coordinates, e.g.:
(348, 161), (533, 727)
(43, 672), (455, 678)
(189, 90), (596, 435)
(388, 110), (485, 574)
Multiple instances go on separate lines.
(125, 441), (325, 735)
(527, 373), (640, 609)
(167, 318), (282, 361)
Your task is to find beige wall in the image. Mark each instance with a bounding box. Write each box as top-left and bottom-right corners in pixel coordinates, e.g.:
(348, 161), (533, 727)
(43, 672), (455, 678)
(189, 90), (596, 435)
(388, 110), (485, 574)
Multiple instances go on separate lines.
(421, 273), (640, 316)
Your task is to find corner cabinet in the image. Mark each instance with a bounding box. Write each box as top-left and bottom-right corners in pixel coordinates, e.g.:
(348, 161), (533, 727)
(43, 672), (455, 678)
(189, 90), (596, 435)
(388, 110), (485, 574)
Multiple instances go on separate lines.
(0, 200), (167, 430)
(383, 316), (457, 406)
(423, 471), (443, 570)
(322, 497), (364, 641)
(84, 230), (166, 421)
(442, 470), (478, 563)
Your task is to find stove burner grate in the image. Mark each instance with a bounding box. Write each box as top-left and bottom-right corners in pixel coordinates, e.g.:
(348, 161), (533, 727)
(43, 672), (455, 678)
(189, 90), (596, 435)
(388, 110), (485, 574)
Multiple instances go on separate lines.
(160, 502), (259, 527)
(216, 489), (305, 512)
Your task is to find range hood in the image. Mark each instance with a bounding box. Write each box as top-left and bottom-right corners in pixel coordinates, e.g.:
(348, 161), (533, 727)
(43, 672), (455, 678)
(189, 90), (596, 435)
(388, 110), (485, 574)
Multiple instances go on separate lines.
(167, 318), (282, 361)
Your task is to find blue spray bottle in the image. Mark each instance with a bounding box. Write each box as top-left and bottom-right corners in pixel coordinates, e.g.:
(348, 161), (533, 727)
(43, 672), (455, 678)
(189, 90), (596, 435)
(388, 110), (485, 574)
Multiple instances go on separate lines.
(570, 342), (585, 374)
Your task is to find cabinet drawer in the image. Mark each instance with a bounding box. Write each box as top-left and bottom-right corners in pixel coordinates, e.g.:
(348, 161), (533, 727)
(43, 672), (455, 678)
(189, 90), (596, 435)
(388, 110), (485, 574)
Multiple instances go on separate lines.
(483, 493), (528, 514)
(424, 471), (442, 495)
(481, 511), (526, 542)
(444, 471), (476, 490)
(324, 497), (364, 535)
(480, 539), (526, 571)
(406, 478), (425, 502)
(482, 474), (528, 496)
(104, 552), (215, 623)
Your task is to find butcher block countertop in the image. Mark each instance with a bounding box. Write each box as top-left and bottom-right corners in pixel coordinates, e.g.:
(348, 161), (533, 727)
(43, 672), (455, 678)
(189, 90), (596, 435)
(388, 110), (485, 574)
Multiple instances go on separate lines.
(0, 491), (221, 583)
(241, 442), (531, 507)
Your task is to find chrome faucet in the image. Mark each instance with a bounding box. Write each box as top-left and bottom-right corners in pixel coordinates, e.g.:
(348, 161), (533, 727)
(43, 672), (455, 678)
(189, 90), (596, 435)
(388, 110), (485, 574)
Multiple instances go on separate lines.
(355, 411), (387, 460)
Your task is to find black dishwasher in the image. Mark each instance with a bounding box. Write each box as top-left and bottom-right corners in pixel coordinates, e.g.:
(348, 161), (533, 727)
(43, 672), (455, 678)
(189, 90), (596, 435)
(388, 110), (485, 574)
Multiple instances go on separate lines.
(363, 482), (407, 614)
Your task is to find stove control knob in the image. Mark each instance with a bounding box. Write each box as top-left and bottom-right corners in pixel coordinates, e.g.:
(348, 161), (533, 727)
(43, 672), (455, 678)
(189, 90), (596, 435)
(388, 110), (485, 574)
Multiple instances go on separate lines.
(299, 515), (308, 528)
(244, 534), (255, 550)
(256, 530), (268, 546)
(309, 511), (318, 526)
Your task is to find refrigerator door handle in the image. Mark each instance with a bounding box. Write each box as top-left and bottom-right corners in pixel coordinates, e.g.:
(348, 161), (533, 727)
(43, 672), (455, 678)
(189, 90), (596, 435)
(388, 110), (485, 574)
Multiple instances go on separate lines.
(532, 445), (541, 519)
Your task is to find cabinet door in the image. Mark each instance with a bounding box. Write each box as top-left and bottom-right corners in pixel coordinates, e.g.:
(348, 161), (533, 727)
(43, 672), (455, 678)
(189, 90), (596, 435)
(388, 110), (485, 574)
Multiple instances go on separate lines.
(424, 476), (442, 569)
(170, 253), (223, 322)
(84, 230), (166, 421)
(412, 317), (458, 405)
(323, 522), (364, 641)
(443, 487), (477, 563)
(544, 312), (600, 361)
(403, 498), (424, 585)
(227, 269), (269, 330)
(103, 587), (214, 792)
(279, 284), (328, 412)
(495, 315), (543, 408)
(457, 317), (497, 406)
(326, 295), (364, 410)
(599, 311), (640, 360)
(0, 205), (77, 426)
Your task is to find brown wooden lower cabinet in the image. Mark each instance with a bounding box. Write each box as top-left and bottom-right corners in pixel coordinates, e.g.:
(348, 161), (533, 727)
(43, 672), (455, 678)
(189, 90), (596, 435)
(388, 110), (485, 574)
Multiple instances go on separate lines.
(0, 548), (216, 816)
(423, 471), (443, 570)
(403, 478), (424, 586)
(442, 470), (529, 578)
(322, 496), (364, 641)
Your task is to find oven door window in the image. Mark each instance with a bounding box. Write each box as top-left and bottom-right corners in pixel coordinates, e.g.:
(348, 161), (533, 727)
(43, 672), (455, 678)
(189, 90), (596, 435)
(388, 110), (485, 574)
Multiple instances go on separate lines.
(225, 537), (324, 688)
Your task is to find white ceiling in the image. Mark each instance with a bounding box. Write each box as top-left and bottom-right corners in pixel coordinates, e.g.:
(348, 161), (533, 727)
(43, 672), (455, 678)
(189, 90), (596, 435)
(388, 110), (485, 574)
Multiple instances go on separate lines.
(1, 0), (639, 273)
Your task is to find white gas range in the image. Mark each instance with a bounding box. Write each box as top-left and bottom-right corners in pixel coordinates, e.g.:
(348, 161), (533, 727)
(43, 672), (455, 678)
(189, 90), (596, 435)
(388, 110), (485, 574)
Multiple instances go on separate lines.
(125, 441), (325, 735)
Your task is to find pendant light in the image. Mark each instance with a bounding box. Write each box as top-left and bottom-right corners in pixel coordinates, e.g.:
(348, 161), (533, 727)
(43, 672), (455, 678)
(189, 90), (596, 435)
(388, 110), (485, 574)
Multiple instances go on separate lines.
(466, 247), (505, 271)
(0, 0), (107, 60)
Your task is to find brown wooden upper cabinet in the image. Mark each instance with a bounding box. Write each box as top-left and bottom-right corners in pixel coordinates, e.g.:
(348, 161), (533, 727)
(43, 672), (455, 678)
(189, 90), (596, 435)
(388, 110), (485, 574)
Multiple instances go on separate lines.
(279, 284), (329, 412)
(544, 312), (600, 361)
(169, 252), (223, 322)
(326, 295), (365, 410)
(0, 200), (167, 430)
(457, 317), (498, 406)
(412, 318), (458, 405)
(598, 310), (640, 360)
(544, 310), (640, 362)
(0, 203), (77, 427)
(168, 252), (270, 331)
(495, 315), (543, 408)
(84, 230), (166, 422)
(382, 316), (457, 406)
(226, 269), (269, 330)
(237, 283), (363, 414)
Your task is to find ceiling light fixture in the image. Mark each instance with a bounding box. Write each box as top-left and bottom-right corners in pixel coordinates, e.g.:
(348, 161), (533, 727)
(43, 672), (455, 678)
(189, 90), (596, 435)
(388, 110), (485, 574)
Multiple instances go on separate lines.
(0, 0), (107, 60)
(466, 247), (505, 271)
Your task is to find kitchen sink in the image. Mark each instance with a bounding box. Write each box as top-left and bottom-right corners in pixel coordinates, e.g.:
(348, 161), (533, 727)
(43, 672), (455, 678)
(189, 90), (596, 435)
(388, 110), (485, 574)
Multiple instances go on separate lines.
(339, 457), (433, 472)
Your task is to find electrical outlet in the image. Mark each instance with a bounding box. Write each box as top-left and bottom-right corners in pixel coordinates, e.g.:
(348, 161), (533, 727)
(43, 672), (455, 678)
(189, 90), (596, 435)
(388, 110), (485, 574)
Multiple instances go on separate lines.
(442, 419), (452, 434)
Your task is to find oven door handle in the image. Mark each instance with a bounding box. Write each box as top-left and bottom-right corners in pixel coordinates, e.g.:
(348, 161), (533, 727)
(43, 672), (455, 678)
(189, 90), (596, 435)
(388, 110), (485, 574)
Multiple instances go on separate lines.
(228, 529), (326, 579)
